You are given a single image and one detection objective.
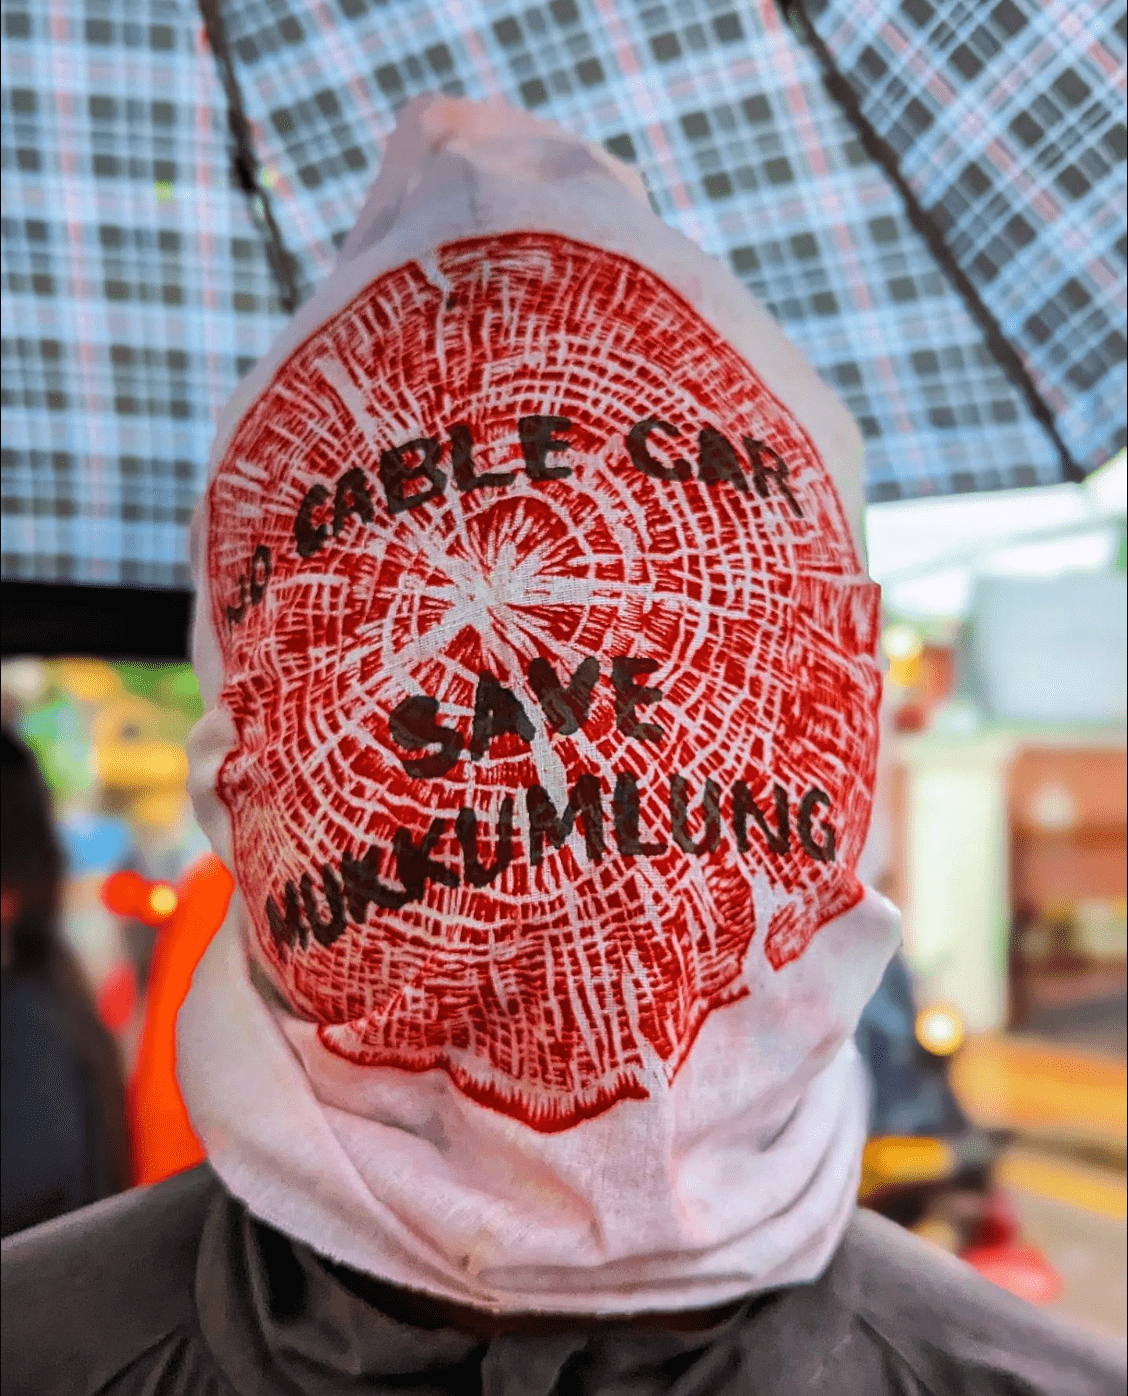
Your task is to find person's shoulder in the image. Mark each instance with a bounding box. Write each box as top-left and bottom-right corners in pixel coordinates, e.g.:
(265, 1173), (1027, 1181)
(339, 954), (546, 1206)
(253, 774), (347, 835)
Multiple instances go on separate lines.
(0, 974), (94, 1116)
(0, 974), (85, 1116)
(1, 1164), (226, 1396)
(829, 1207), (1127, 1396)
(1, 973), (70, 1049)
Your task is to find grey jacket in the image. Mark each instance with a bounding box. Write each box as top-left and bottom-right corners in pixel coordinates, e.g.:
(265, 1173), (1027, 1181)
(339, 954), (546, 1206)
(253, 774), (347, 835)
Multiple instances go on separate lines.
(2, 1164), (1124, 1395)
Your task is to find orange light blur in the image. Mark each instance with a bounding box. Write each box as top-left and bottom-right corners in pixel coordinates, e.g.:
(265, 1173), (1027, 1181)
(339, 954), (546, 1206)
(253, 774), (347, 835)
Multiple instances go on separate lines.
(101, 870), (148, 918)
(101, 871), (179, 926)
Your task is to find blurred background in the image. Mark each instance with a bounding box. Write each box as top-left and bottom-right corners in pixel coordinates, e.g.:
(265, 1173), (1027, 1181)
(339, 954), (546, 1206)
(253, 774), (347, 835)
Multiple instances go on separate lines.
(0, 656), (208, 1055)
(1, 0), (1125, 1342)
(860, 448), (1126, 1337)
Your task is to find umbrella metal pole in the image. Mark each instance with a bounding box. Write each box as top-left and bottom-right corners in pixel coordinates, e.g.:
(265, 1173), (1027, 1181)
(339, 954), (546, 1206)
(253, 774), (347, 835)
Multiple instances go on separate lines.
(197, 0), (305, 316)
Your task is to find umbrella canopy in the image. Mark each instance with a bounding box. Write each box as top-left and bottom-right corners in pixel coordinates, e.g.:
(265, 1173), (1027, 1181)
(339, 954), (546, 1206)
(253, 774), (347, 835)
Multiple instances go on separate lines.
(2, 0), (1125, 597)
(2, 3), (281, 592)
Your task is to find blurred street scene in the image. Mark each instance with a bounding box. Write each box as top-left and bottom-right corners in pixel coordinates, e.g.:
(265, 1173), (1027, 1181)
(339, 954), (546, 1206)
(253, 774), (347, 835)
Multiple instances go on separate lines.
(956, 1037), (1126, 1337)
(863, 449), (1127, 1338)
(1, 656), (209, 1066)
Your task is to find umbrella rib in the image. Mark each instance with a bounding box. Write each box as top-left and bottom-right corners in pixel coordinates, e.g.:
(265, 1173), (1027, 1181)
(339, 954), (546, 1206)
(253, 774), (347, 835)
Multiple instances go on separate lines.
(197, 0), (305, 315)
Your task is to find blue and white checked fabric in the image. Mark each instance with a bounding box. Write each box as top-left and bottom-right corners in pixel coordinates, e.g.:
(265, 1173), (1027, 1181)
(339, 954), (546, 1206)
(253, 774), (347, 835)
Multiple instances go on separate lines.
(1, 1), (283, 588)
(802, 0), (1126, 480)
(2, 0), (1124, 588)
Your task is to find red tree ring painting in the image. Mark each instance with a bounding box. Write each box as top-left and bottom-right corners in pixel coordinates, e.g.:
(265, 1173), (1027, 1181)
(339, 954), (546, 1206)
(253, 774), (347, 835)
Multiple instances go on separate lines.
(207, 231), (881, 1132)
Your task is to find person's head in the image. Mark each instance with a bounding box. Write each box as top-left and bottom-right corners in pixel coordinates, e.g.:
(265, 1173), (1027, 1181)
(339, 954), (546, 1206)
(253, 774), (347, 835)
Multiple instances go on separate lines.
(177, 97), (899, 1310)
(190, 100), (885, 1127)
(1, 726), (65, 973)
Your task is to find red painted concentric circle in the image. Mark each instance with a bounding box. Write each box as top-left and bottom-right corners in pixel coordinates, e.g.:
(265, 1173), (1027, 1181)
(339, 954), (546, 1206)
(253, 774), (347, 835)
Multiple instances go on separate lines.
(208, 232), (881, 1131)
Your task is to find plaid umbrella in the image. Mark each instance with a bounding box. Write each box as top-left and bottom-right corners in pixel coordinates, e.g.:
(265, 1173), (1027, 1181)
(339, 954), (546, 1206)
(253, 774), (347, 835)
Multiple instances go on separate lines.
(2, 0), (1124, 594)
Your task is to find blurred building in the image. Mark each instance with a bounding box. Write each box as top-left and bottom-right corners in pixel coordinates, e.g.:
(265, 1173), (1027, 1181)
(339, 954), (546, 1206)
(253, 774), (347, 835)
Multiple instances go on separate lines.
(869, 453), (1127, 1050)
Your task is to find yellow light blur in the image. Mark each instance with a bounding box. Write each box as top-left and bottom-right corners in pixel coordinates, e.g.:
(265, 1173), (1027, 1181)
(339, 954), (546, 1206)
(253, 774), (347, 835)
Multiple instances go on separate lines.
(95, 742), (189, 790)
(859, 1136), (955, 1198)
(147, 884), (178, 918)
(132, 789), (190, 832)
(882, 624), (924, 689)
(882, 624), (924, 663)
(915, 1004), (966, 1057)
(93, 697), (189, 792)
(56, 659), (122, 703)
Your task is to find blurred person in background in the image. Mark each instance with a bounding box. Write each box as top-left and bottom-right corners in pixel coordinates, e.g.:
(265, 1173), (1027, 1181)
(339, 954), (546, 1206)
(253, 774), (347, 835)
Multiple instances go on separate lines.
(3, 99), (1125, 1396)
(1, 728), (131, 1239)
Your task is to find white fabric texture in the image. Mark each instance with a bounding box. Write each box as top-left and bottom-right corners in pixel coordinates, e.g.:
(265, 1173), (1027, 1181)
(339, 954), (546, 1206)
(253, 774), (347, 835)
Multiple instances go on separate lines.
(179, 95), (900, 1315)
